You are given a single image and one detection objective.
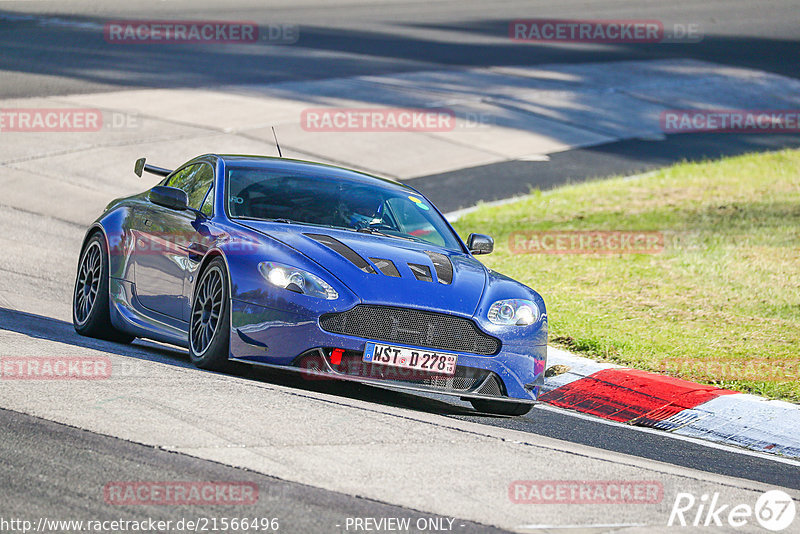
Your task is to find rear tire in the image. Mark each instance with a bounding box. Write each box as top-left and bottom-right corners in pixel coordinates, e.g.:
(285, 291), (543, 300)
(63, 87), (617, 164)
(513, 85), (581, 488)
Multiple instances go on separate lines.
(189, 258), (231, 371)
(470, 399), (533, 416)
(72, 233), (135, 343)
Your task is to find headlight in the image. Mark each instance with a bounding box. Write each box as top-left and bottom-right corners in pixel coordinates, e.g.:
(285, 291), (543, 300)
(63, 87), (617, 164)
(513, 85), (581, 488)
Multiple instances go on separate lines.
(487, 299), (539, 326)
(258, 262), (338, 300)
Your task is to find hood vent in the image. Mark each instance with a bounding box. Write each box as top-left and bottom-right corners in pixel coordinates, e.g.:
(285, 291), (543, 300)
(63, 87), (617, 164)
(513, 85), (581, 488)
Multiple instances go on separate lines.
(424, 251), (453, 284)
(408, 263), (433, 282)
(369, 258), (401, 277)
(305, 233), (376, 274)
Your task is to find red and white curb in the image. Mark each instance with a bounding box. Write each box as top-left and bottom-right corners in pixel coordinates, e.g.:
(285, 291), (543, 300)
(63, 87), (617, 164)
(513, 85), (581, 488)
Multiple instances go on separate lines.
(541, 347), (800, 458)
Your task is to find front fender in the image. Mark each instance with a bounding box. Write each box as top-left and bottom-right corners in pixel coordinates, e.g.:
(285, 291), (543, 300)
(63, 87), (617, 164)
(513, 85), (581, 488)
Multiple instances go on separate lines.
(208, 226), (361, 318)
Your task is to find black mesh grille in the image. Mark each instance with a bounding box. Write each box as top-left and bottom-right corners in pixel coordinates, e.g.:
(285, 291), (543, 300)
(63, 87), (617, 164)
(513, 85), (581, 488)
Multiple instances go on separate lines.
(476, 375), (504, 396)
(425, 251), (453, 284)
(320, 305), (500, 355)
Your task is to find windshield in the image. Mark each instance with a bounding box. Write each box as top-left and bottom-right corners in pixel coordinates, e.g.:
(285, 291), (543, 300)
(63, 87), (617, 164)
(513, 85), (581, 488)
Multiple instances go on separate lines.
(226, 166), (462, 251)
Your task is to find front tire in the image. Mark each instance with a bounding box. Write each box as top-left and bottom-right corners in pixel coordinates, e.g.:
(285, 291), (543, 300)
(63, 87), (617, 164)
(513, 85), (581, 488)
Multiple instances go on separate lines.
(72, 233), (135, 343)
(470, 399), (533, 416)
(189, 258), (231, 371)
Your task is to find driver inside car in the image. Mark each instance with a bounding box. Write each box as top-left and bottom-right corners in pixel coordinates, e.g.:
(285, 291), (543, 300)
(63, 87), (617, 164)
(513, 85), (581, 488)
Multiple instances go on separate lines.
(336, 189), (388, 230)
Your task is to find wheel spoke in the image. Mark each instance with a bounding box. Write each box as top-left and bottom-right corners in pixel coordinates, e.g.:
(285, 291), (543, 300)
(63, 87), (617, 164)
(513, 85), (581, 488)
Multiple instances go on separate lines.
(75, 241), (105, 324)
(190, 266), (228, 356)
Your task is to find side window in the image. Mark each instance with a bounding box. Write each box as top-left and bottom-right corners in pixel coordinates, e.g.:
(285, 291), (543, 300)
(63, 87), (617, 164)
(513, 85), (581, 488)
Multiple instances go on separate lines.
(200, 183), (214, 216)
(165, 163), (214, 213)
(187, 164), (214, 212)
(167, 164), (200, 191)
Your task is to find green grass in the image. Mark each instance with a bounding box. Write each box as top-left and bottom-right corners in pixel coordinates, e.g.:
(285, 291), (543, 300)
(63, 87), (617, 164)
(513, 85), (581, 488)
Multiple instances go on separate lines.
(451, 149), (800, 402)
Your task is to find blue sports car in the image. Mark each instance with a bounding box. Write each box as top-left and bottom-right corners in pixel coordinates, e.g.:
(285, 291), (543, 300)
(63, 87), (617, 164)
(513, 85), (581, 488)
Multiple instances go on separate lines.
(73, 155), (547, 415)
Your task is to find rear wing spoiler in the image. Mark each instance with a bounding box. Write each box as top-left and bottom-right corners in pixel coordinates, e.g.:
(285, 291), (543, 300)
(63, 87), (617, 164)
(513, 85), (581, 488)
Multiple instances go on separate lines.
(134, 157), (173, 178)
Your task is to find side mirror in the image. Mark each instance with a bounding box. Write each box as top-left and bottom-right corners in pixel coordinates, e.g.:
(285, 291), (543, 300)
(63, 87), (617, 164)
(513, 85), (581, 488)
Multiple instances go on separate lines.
(134, 157), (146, 177)
(467, 233), (494, 255)
(149, 186), (189, 211)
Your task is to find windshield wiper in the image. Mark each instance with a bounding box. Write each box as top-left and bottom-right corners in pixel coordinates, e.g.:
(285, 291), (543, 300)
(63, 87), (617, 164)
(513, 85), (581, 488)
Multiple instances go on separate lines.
(237, 217), (418, 242)
(356, 227), (414, 241)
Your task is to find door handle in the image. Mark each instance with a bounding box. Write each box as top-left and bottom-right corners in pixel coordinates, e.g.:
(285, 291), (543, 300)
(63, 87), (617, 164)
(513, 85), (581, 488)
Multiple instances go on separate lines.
(143, 218), (152, 227)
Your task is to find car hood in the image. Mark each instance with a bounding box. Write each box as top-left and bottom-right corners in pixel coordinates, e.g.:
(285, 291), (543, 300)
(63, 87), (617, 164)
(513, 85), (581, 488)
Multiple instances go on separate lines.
(240, 221), (488, 316)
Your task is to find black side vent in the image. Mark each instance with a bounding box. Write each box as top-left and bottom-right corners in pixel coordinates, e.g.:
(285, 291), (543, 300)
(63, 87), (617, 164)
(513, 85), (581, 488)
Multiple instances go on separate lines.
(369, 258), (401, 277)
(305, 234), (376, 274)
(408, 263), (433, 282)
(475, 375), (505, 397)
(424, 251), (453, 284)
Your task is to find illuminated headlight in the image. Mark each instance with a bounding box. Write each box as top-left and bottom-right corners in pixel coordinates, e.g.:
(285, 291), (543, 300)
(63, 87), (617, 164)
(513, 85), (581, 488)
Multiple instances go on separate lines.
(487, 299), (539, 326)
(258, 262), (338, 300)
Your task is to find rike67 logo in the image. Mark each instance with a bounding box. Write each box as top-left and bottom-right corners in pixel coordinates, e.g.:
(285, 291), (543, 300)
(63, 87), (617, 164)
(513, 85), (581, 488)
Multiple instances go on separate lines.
(668, 490), (796, 531)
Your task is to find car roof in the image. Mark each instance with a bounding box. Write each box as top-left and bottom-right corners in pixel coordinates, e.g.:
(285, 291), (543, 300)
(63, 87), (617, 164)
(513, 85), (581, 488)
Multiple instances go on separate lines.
(215, 154), (412, 191)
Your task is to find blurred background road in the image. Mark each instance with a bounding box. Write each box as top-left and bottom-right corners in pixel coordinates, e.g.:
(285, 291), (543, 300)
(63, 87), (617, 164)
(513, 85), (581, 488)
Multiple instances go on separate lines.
(3, 0), (800, 208)
(2, 0), (800, 97)
(1, 1), (799, 532)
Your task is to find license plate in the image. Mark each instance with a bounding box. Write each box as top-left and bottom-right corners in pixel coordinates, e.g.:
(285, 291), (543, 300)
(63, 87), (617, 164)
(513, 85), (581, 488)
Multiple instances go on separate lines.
(363, 342), (458, 376)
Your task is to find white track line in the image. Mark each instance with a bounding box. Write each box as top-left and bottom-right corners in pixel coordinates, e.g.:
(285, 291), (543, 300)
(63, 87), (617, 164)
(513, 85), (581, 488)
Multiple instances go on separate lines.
(535, 404), (800, 467)
(516, 523), (647, 530)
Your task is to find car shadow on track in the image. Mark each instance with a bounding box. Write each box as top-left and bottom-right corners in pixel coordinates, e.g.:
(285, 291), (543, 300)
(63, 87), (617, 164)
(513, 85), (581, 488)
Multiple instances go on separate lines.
(0, 306), (481, 417)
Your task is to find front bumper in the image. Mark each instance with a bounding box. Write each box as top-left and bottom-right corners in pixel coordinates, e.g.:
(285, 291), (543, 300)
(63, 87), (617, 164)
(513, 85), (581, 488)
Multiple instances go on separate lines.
(229, 299), (546, 401)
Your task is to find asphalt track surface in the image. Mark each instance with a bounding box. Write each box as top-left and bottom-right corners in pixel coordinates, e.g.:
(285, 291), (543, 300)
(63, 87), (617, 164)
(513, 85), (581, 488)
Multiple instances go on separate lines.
(2, 0), (800, 531)
(412, 132), (800, 212)
(1, 307), (798, 526)
(1, 407), (508, 533)
(1, 0), (799, 99)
